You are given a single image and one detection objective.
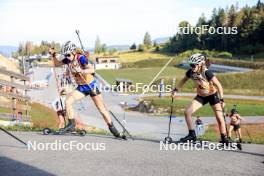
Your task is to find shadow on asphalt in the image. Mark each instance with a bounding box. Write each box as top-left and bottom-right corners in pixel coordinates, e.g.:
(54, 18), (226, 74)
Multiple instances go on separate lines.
(224, 149), (264, 157)
(0, 156), (55, 176)
(88, 133), (163, 143)
(0, 144), (26, 149)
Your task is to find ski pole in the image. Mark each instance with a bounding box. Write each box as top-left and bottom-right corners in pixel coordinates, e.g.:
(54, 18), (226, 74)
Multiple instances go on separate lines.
(222, 108), (229, 138)
(0, 127), (27, 146)
(244, 125), (253, 143)
(51, 53), (66, 126)
(167, 97), (174, 138)
(75, 30), (85, 52)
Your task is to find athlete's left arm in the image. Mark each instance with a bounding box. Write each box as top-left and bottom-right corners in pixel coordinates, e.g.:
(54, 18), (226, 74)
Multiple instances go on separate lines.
(211, 76), (224, 99)
(82, 64), (95, 74)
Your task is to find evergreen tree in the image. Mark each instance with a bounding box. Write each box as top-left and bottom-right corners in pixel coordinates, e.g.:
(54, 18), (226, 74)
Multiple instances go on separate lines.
(143, 32), (152, 49)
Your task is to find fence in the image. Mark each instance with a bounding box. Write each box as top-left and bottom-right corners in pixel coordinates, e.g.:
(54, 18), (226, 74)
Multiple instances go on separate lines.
(0, 67), (31, 123)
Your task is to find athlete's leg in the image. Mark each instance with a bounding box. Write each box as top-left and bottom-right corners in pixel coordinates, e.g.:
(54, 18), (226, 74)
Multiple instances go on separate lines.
(65, 90), (85, 119)
(211, 103), (228, 137)
(58, 114), (65, 129)
(91, 94), (123, 138)
(75, 113), (83, 129)
(237, 128), (242, 138)
(180, 100), (203, 142)
(91, 94), (112, 125)
(60, 90), (85, 133)
(184, 99), (203, 130)
(228, 125), (234, 138)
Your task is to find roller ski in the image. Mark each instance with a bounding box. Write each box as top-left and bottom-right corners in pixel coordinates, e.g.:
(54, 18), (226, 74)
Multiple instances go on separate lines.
(176, 130), (197, 144)
(219, 136), (242, 150)
(108, 122), (127, 140)
(174, 131), (208, 145)
(109, 111), (134, 140)
(43, 119), (86, 136)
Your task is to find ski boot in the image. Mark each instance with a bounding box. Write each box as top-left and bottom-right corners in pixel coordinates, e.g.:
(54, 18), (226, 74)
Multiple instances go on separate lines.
(238, 138), (242, 143)
(220, 134), (232, 144)
(180, 130), (197, 143)
(108, 123), (127, 140)
(220, 134), (241, 150)
(59, 119), (76, 134)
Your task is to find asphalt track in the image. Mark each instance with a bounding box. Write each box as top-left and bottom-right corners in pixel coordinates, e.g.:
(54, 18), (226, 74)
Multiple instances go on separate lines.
(1, 131), (264, 176)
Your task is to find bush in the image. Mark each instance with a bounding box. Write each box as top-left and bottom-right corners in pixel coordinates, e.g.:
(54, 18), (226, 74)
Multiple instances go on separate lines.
(40, 58), (50, 62)
(179, 49), (232, 59)
(214, 51), (232, 58)
(155, 46), (160, 52)
(130, 43), (137, 50)
(138, 44), (145, 52)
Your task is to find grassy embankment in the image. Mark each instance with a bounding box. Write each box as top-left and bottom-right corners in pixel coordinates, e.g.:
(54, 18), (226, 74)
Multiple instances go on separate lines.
(0, 102), (106, 134)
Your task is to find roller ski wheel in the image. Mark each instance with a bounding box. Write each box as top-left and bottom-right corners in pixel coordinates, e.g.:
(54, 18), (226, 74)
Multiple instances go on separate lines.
(121, 134), (127, 140)
(164, 136), (173, 144)
(237, 143), (242, 150)
(219, 139), (242, 151)
(79, 129), (86, 136)
(108, 123), (127, 140)
(43, 128), (51, 135)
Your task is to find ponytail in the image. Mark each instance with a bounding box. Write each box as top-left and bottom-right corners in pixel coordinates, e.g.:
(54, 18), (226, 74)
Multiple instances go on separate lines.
(205, 58), (211, 69)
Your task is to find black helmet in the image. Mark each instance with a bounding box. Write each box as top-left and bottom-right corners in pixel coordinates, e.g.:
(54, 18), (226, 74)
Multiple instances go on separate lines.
(231, 109), (238, 114)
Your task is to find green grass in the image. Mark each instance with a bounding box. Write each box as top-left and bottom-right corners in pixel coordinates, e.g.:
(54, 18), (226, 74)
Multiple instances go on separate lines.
(91, 51), (176, 63)
(30, 102), (58, 128)
(199, 124), (264, 144)
(0, 102), (107, 134)
(211, 57), (264, 69)
(117, 51), (175, 63)
(0, 102), (58, 129)
(97, 65), (264, 95)
(95, 51), (264, 95)
(197, 125), (219, 142)
(143, 96), (264, 116)
(121, 58), (182, 68)
(217, 70), (264, 95)
(97, 67), (186, 86)
(154, 70), (264, 95)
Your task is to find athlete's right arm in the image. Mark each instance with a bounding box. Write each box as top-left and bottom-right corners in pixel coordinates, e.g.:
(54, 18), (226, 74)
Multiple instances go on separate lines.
(171, 76), (189, 97)
(48, 48), (64, 67)
(237, 114), (245, 121)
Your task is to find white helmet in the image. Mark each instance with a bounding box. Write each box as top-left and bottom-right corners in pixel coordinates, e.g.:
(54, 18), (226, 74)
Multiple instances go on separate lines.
(62, 41), (76, 55)
(187, 53), (206, 65)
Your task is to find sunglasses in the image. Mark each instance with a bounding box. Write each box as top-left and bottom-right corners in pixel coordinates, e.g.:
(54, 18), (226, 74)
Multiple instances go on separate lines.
(65, 53), (71, 58)
(190, 64), (198, 68)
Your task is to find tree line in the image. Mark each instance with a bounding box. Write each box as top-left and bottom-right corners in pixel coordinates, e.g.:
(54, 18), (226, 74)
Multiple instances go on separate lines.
(163, 0), (264, 55)
(14, 41), (61, 57)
